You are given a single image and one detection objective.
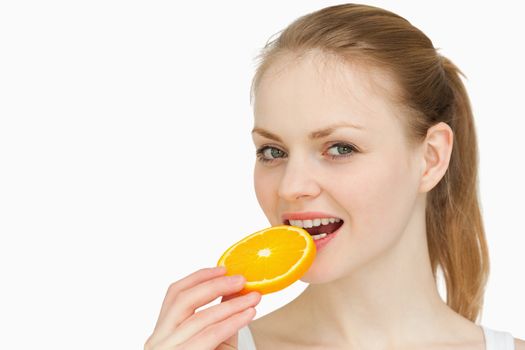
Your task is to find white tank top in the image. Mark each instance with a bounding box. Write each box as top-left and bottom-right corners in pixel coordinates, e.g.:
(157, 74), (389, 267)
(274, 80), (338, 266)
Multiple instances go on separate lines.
(238, 325), (256, 350)
(482, 326), (516, 350)
(238, 325), (516, 350)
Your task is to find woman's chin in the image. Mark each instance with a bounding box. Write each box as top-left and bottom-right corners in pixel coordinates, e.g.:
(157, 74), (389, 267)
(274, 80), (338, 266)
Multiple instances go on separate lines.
(300, 261), (341, 284)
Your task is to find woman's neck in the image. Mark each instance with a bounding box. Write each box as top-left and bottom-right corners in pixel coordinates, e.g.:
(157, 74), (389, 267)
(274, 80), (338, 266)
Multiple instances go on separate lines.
(253, 201), (483, 349)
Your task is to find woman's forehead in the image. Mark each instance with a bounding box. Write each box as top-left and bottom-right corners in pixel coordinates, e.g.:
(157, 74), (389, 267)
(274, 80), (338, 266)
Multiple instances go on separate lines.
(257, 50), (399, 98)
(254, 53), (403, 132)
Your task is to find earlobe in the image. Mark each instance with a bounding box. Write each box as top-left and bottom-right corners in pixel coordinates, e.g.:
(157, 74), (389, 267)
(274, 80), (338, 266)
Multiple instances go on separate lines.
(418, 122), (454, 193)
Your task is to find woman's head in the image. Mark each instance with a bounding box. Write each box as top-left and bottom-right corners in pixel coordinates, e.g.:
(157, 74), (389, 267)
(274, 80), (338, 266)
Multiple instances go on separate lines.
(250, 4), (488, 323)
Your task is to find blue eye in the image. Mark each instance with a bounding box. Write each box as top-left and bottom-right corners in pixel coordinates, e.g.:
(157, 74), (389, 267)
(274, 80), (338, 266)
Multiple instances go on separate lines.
(256, 146), (286, 163)
(325, 143), (357, 159)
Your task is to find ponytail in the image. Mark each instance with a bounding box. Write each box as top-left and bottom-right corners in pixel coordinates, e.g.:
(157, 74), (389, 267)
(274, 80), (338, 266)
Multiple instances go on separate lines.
(425, 57), (490, 322)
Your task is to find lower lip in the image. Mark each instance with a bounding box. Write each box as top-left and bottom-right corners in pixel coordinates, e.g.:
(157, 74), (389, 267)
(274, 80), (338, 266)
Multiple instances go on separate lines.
(312, 224), (342, 251)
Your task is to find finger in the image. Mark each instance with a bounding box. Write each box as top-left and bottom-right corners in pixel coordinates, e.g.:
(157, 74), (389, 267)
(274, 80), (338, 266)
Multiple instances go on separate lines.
(150, 267), (226, 340)
(220, 293), (240, 303)
(154, 274), (247, 342)
(159, 291), (261, 348)
(177, 307), (257, 350)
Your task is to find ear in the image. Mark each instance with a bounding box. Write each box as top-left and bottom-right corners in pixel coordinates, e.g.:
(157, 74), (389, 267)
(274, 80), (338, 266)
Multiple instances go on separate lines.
(418, 122), (454, 193)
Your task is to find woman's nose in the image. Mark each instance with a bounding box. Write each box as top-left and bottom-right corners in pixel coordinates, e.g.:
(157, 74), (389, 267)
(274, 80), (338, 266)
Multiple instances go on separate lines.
(277, 157), (321, 202)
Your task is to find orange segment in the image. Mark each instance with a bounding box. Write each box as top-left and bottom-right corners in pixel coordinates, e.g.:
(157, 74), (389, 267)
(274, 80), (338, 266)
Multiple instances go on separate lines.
(216, 225), (316, 295)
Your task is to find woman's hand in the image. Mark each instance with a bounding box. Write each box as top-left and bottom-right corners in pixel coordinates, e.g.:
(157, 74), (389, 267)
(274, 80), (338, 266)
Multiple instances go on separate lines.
(144, 267), (261, 350)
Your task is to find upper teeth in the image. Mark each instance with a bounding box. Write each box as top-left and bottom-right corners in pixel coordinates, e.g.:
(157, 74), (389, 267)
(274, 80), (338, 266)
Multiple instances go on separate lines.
(288, 217), (341, 228)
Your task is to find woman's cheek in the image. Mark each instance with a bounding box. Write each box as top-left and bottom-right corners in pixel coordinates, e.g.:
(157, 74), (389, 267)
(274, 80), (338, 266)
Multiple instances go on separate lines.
(254, 166), (279, 222)
(353, 158), (417, 248)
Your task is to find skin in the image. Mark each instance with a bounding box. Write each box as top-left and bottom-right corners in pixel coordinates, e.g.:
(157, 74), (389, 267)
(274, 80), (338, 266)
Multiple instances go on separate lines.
(248, 50), (522, 349)
(143, 48), (525, 350)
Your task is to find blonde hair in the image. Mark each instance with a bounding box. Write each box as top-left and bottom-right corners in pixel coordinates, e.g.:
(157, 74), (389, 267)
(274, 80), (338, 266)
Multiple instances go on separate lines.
(250, 3), (489, 323)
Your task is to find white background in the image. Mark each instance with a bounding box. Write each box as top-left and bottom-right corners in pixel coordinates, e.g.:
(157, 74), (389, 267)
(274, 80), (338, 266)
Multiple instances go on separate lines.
(0, 1), (523, 348)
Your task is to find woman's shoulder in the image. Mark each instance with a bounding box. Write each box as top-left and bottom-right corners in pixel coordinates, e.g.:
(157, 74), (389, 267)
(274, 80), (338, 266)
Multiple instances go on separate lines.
(515, 337), (525, 350)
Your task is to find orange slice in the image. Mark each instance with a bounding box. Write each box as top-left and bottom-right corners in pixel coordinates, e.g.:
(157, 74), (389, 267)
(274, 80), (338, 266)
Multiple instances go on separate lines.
(216, 225), (316, 295)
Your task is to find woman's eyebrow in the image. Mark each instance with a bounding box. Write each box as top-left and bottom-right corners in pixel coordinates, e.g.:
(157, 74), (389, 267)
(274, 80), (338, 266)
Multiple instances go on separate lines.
(251, 122), (364, 142)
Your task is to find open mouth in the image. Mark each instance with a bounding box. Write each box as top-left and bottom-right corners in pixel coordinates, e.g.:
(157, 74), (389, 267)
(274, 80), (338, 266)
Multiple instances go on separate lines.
(284, 218), (344, 236)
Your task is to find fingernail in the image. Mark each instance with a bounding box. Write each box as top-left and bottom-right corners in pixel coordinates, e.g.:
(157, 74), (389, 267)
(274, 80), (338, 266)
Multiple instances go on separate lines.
(228, 275), (245, 283)
(246, 292), (260, 300)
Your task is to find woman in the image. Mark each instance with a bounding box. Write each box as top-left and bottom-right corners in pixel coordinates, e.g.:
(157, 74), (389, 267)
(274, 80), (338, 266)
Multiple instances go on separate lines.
(145, 4), (524, 349)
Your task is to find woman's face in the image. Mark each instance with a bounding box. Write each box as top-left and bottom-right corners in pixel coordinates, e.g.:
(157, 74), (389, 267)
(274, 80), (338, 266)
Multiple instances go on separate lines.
(252, 53), (425, 283)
